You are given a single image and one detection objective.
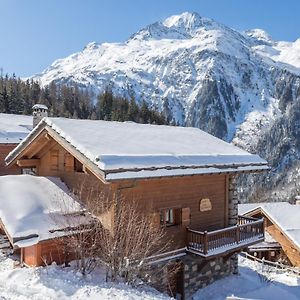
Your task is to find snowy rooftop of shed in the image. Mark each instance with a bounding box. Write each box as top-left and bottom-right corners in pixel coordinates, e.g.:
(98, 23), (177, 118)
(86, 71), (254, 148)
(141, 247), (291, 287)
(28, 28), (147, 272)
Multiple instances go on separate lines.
(0, 113), (32, 144)
(6, 117), (268, 180)
(0, 175), (91, 248)
(239, 202), (300, 251)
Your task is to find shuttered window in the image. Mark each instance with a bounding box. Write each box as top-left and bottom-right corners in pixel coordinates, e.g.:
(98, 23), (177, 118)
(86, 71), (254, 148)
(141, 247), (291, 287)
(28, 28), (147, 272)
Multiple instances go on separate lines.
(181, 207), (191, 226)
(50, 150), (59, 171)
(160, 208), (181, 227)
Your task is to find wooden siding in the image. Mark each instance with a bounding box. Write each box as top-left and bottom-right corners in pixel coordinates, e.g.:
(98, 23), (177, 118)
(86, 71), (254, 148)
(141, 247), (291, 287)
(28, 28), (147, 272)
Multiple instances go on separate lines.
(22, 239), (74, 267)
(37, 142), (115, 231)
(117, 175), (227, 249)
(267, 224), (300, 267)
(23, 244), (39, 266)
(0, 144), (21, 175)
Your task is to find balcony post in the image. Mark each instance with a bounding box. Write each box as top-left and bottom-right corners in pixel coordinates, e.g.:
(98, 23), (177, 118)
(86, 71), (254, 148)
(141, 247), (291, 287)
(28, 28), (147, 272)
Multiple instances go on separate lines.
(203, 231), (208, 255)
(236, 225), (240, 244)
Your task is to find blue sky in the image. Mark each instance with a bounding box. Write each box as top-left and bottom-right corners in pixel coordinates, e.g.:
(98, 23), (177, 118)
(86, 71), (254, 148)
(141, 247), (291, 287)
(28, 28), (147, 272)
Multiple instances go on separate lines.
(1, 0), (299, 77)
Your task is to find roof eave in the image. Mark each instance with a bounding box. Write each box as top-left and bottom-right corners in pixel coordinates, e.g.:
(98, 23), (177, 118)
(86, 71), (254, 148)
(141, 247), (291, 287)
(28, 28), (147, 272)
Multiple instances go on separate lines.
(105, 164), (269, 182)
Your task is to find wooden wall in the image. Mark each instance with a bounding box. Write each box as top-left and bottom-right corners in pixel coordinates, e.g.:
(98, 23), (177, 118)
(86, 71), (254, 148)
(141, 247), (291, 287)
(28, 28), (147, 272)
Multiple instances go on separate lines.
(0, 144), (21, 175)
(117, 175), (228, 249)
(22, 238), (73, 267)
(37, 142), (115, 231)
(267, 224), (300, 267)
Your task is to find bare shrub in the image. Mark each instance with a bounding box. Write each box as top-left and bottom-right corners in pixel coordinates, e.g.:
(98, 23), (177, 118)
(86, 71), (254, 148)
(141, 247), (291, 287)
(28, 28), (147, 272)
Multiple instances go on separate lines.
(52, 182), (172, 286)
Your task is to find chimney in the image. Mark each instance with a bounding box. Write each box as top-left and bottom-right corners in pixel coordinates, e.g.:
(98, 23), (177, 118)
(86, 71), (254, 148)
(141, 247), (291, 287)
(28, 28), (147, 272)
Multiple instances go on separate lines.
(32, 104), (48, 127)
(295, 195), (300, 205)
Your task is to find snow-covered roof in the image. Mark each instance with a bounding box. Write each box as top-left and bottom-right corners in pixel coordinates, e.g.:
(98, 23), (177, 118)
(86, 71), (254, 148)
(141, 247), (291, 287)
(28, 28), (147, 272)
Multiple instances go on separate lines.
(32, 104), (48, 110)
(6, 117), (268, 180)
(0, 175), (91, 247)
(0, 113), (32, 144)
(239, 202), (300, 251)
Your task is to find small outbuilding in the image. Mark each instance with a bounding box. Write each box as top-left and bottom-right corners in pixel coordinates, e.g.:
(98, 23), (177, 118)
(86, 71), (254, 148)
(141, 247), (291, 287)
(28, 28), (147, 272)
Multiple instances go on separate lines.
(0, 174), (92, 266)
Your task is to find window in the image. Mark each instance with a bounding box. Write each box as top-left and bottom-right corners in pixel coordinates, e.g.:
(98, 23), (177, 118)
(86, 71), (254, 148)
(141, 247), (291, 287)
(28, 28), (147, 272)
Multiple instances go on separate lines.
(74, 158), (83, 173)
(160, 208), (181, 227)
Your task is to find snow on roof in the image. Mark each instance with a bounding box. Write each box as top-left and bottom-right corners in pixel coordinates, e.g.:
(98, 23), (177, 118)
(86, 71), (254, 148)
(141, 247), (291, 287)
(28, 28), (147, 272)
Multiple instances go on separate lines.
(6, 117), (268, 180)
(0, 113), (32, 144)
(0, 175), (91, 247)
(32, 104), (48, 110)
(239, 202), (300, 251)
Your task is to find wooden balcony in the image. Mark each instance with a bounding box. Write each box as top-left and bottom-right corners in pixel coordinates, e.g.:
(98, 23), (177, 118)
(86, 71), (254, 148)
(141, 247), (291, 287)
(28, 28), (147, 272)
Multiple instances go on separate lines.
(187, 216), (264, 258)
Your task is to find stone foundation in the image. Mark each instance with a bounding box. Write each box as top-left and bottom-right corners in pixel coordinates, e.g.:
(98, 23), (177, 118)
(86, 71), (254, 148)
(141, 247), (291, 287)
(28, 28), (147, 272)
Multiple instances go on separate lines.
(182, 253), (235, 299)
(148, 252), (238, 299)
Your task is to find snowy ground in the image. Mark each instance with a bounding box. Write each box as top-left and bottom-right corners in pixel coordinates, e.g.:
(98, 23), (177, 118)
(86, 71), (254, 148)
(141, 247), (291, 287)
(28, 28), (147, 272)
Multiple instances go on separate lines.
(0, 253), (169, 300)
(0, 253), (300, 300)
(194, 256), (300, 300)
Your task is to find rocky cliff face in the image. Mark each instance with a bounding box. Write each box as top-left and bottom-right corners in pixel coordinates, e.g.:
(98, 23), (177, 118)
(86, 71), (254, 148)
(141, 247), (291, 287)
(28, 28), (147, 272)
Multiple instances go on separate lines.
(33, 12), (300, 202)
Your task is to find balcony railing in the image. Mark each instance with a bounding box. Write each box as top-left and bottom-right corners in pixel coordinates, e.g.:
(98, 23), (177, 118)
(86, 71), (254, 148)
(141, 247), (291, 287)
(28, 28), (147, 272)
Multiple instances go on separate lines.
(187, 216), (264, 257)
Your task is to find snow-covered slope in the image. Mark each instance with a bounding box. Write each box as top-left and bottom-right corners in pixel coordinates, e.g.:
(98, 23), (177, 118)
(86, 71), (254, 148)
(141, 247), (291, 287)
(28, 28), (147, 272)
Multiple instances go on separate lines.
(32, 12), (300, 144)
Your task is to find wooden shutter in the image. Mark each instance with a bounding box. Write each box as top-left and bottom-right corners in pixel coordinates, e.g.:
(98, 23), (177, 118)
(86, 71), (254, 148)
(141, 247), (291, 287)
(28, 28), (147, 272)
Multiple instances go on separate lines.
(151, 212), (161, 228)
(181, 207), (190, 227)
(64, 153), (73, 172)
(50, 150), (59, 171)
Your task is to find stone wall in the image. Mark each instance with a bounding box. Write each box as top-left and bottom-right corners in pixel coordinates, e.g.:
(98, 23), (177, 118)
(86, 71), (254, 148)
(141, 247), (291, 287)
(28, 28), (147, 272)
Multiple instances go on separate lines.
(228, 174), (239, 275)
(228, 175), (238, 226)
(148, 252), (237, 299)
(183, 254), (234, 299)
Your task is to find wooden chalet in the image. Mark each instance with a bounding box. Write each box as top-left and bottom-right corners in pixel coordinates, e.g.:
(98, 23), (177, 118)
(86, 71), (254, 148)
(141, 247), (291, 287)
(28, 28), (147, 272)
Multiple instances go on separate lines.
(4, 117), (268, 299)
(239, 202), (300, 267)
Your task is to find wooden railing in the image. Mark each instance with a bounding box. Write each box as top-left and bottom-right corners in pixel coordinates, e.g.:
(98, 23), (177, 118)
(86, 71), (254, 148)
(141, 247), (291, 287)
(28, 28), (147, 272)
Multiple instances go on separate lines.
(187, 216), (264, 256)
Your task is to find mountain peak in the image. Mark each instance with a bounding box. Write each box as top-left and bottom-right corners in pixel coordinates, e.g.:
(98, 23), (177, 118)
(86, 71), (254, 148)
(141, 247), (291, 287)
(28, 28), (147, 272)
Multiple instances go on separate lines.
(245, 28), (273, 45)
(129, 11), (219, 41)
(162, 12), (202, 28)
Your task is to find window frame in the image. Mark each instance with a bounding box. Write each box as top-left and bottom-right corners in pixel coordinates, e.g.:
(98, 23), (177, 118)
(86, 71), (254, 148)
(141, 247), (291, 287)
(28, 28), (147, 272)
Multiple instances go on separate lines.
(160, 207), (181, 227)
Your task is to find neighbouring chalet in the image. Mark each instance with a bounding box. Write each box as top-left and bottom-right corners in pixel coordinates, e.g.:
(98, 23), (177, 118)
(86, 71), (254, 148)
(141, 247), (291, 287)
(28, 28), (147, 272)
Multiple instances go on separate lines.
(239, 202), (300, 267)
(4, 117), (268, 299)
(0, 175), (93, 266)
(0, 114), (32, 175)
(0, 104), (48, 175)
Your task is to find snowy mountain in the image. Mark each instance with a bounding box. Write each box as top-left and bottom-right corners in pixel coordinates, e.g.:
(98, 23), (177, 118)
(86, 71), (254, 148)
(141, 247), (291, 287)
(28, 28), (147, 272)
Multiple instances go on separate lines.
(32, 12), (300, 202)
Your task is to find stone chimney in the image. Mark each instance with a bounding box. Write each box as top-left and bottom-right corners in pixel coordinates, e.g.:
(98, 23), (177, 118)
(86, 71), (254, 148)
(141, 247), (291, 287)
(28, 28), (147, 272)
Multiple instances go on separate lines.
(32, 104), (48, 127)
